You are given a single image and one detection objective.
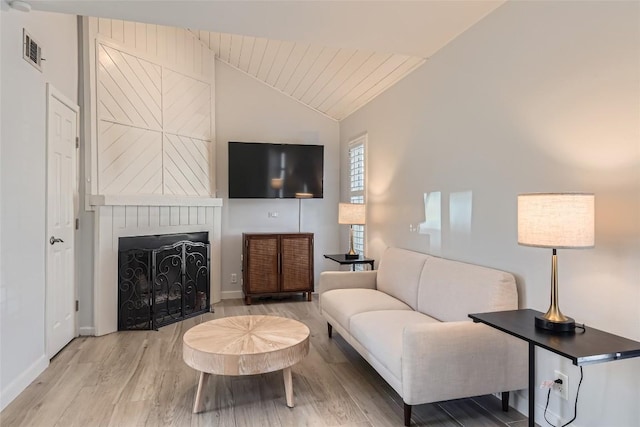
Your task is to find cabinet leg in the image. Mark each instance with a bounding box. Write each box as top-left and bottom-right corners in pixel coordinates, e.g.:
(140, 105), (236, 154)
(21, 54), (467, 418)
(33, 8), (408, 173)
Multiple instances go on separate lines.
(245, 295), (252, 305)
(307, 292), (312, 301)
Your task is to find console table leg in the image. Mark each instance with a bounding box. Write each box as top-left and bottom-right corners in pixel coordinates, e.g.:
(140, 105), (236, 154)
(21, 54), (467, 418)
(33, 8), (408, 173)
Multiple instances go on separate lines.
(528, 342), (535, 427)
(193, 371), (210, 414)
(283, 367), (294, 408)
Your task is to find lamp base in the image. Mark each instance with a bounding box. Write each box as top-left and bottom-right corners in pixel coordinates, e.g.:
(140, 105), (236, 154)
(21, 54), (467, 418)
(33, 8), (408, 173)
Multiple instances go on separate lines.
(344, 253), (359, 260)
(535, 315), (576, 333)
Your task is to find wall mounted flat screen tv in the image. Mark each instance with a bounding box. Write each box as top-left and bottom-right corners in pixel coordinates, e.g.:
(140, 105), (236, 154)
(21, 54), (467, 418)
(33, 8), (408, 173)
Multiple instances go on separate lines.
(228, 141), (324, 199)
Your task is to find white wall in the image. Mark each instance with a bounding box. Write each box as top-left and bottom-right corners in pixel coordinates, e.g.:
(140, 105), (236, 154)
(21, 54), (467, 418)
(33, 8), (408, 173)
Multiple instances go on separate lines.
(215, 61), (340, 298)
(340, 1), (639, 426)
(0, 6), (78, 409)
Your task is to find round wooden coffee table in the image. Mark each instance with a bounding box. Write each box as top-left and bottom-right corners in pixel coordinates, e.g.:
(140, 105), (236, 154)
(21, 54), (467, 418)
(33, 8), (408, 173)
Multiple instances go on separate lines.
(183, 315), (310, 413)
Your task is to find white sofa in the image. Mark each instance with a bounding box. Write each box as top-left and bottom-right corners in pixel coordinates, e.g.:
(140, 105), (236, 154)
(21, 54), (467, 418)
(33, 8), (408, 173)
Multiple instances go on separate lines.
(318, 247), (527, 426)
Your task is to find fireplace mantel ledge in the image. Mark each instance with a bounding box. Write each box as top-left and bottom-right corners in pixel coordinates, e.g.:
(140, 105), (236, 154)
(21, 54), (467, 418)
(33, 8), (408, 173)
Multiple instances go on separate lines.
(89, 194), (223, 207)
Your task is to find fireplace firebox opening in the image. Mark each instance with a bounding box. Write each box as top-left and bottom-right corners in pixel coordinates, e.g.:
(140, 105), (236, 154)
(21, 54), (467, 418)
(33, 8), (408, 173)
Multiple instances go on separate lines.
(118, 232), (210, 331)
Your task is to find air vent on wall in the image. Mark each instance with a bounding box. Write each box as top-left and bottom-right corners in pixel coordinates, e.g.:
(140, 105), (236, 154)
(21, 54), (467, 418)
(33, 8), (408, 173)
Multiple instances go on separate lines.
(23, 29), (43, 72)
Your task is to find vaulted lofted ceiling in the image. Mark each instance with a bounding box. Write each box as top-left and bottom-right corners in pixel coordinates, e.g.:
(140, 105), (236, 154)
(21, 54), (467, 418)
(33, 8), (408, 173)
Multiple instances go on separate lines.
(28, 1), (506, 120)
(192, 30), (425, 120)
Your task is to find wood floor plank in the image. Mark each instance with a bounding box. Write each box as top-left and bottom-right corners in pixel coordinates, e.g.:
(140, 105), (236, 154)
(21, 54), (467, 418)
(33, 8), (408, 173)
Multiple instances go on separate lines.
(107, 400), (152, 427)
(144, 369), (194, 426)
(189, 374), (236, 427)
(472, 395), (527, 423)
(121, 337), (164, 402)
(508, 421), (541, 427)
(0, 344), (81, 427)
(16, 362), (95, 427)
(88, 332), (148, 405)
(54, 384), (115, 427)
(230, 374), (282, 426)
(76, 333), (121, 364)
(1, 298), (528, 427)
(439, 399), (506, 427)
(265, 364), (330, 427)
(328, 361), (404, 427)
(294, 346), (368, 426)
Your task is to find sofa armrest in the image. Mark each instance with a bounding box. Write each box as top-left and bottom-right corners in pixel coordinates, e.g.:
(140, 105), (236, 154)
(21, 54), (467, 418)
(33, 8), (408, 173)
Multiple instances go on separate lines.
(318, 271), (377, 295)
(401, 321), (527, 405)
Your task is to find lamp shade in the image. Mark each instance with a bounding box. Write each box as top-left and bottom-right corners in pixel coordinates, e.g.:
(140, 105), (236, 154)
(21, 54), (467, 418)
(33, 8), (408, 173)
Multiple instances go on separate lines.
(338, 203), (366, 225)
(517, 193), (595, 248)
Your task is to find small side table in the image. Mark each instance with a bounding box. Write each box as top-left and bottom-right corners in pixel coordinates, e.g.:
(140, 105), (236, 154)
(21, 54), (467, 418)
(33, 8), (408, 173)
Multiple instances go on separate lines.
(324, 253), (375, 271)
(470, 309), (640, 427)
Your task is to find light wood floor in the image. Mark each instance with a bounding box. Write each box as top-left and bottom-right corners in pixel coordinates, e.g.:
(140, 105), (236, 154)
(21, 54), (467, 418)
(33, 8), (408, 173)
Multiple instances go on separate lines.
(1, 297), (531, 427)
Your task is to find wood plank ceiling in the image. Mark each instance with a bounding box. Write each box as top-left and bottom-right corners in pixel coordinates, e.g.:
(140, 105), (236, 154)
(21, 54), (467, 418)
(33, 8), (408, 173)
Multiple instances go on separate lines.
(194, 30), (425, 121)
(28, 1), (507, 121)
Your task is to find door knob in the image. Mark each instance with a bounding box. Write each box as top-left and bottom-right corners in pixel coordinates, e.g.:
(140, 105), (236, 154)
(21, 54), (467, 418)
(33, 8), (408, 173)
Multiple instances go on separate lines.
(50, 236), (64, 245)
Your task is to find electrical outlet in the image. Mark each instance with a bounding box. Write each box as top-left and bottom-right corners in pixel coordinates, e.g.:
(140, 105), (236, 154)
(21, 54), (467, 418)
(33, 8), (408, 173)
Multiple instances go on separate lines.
(231, 273), (237, 283)
(553, 370), (569, 400)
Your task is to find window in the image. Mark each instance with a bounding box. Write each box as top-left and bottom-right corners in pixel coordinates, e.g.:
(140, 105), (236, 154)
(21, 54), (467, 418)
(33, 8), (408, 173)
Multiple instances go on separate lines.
(348, 136), (366, 259)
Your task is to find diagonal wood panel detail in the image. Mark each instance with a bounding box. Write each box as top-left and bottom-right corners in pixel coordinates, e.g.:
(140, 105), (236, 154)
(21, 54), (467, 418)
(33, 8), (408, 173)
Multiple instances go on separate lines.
(163, 134), (211, 196)
(163, 69), (212, 140)
(98, 120), (163, 195)
(93, 25), (216, 198)
(98, 44), (162, 130)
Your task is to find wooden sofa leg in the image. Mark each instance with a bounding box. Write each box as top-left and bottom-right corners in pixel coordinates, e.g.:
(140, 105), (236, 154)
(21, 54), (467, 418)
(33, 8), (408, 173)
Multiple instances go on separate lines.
(327, 323), (333, 338)
(404, 403), (412, 426)
(502, 391), (509, 412)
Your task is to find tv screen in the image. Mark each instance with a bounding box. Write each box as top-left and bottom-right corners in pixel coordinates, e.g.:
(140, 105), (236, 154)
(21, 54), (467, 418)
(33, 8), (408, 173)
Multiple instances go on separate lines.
(228, 142), (324, 199)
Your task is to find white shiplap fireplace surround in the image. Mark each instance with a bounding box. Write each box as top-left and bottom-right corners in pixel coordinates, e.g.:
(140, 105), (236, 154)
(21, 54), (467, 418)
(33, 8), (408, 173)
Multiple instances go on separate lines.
(83, 18), (223, 336)
(91, 195), (222, 336)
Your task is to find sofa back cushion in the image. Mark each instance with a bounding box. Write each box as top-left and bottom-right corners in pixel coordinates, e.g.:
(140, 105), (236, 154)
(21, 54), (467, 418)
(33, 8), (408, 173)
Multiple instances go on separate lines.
(416, 256), (517, 322)
(376, 247), (429, 310)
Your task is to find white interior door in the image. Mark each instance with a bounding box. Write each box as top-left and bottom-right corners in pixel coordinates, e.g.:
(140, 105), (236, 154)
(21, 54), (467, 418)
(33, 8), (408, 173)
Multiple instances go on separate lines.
(46, 84), (79, 358)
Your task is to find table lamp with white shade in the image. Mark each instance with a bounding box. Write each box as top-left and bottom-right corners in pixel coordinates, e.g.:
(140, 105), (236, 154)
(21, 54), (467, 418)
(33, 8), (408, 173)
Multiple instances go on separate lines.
(517, 193), (595, 333)
(338, 203), (366, 259)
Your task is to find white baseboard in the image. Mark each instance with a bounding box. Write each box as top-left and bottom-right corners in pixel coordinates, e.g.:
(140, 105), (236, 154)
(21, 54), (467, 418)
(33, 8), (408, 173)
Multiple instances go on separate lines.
(78, 326), (95, 336)
(0, 354), (49, 411)
(221, 290), (243, 299)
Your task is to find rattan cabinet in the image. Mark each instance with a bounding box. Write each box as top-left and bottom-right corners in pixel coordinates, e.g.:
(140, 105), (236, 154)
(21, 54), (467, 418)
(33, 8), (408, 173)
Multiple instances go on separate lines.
(242, 233), (314, 305)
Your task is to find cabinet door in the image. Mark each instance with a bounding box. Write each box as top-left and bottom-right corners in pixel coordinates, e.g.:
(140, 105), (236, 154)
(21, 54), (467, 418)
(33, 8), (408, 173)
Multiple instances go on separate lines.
(245, 235), (279, 294)
(280, 234), (313, 292)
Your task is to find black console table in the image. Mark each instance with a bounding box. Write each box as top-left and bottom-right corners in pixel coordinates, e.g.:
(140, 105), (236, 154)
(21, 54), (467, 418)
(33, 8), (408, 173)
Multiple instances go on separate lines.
(323, 254), (375, 271)
(470, 309), (640, 427)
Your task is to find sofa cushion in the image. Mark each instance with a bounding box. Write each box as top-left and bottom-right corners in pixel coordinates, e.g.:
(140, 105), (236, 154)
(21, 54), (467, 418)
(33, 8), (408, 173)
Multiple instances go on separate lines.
(417, 256), (517, 322)
(321, 288), (412, 332)
(376, 247), (430, 310)
(349, 310), (439, 380)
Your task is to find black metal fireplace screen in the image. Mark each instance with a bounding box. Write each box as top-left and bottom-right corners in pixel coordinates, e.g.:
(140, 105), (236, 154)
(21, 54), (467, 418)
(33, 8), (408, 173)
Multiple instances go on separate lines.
(118, 232), (210, 330)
